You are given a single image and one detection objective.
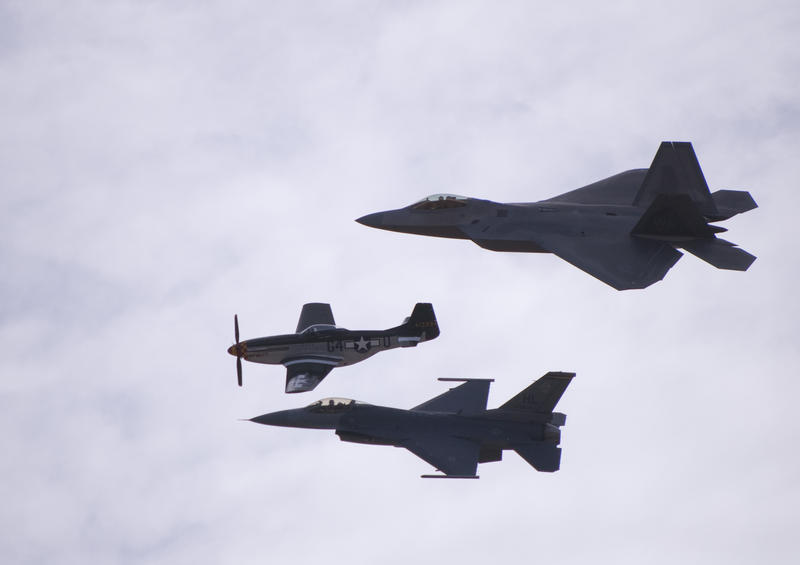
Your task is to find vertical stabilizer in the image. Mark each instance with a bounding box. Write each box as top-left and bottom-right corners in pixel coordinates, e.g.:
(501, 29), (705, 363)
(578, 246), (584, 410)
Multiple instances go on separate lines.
(499, 372), (575, 413)
(633, 142), (718, 217)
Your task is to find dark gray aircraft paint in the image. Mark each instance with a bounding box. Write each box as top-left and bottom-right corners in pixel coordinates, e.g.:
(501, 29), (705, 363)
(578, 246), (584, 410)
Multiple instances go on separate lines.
(357, 142), (757, 290)
(250, 372), (575, 478)
(227, 303), (439, 393)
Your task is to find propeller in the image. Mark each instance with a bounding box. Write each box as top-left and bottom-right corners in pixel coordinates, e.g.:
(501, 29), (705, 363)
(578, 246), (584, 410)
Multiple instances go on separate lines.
(234, 314), (242, 387)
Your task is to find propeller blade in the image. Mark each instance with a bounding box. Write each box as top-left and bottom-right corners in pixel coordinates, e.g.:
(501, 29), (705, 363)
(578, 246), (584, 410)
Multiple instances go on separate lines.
(237, 356), (243, 387)
(234, 314), (240, 344)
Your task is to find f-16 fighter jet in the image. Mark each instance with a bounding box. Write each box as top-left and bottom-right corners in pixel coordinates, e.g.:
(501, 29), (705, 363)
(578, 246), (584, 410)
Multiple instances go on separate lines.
(227, 303), (439, 393)
(357, 142), (757, 290)
(250, 372), (575, 478)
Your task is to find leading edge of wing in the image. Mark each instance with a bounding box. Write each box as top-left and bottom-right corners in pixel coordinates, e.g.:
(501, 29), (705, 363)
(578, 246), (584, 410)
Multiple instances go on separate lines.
(537, 234), (683, 290)
(400, 436), (481, 477)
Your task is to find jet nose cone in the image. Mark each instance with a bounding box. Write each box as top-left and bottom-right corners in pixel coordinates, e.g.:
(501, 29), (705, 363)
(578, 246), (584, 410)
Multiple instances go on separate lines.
(356, 212), (384, 227)
(250, 411), (290, 427)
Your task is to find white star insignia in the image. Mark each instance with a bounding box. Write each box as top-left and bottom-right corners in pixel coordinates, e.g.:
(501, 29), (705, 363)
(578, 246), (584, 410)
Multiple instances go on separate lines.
(355, 336), (369, 352)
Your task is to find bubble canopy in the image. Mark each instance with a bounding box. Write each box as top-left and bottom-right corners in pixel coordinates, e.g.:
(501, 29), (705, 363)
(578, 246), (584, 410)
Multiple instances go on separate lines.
(412, 193), (469, 210)
(300, 323), (337, 334)
(306, 397), (366, 412)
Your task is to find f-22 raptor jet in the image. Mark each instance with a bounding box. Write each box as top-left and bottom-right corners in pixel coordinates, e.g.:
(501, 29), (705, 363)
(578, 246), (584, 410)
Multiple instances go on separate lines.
(357, 142), (757, 290)
(250, 372), (575, 478)
(227, 303), (439, 393)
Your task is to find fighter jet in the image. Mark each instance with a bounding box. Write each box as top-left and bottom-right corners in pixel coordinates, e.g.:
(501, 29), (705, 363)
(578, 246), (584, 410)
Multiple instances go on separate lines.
(227, 303), (439, 393)
(357, 142), (757, 290)
(250, 372), (575, 478)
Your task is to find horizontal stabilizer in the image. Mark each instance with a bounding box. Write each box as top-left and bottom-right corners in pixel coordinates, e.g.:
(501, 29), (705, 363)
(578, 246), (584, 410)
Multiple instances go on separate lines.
(412, 379), (492, 413)
(709, 190), (758, 221)
(500, 372), (575, 414)
(680, 238), (756, 271)
(515, 444), (561, 472)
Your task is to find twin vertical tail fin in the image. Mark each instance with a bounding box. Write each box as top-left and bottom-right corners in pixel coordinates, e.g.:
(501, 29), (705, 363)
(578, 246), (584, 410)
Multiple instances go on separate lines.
(397, 303), (440, 345)
(631, 142), (757, 271)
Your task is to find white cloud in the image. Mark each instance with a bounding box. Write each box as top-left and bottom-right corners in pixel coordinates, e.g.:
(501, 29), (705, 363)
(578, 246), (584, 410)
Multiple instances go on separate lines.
(1, 1), (798, 563)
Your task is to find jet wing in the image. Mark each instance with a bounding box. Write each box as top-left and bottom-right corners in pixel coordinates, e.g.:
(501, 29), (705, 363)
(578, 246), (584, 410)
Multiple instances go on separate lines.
(401, 436), (481, 477)
(543, 170), (647, 205)
(536, 233), (683, 290)
(411, 379), (492, 413)
(284, 361), (336, 393)
(296, 303), (335, 333)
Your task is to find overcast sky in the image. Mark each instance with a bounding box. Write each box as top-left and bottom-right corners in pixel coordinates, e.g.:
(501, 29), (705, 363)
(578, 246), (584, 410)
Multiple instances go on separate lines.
(2, 1), (799, 563)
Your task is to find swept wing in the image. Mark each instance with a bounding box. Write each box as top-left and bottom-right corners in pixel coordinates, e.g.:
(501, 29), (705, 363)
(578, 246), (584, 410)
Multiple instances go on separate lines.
(401, 436), (481, 477)
(535, 233), (683, 290)
(412, 379), (493, 413)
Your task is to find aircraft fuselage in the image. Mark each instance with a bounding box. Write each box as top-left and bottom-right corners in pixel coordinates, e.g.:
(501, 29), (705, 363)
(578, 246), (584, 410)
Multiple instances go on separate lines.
(233, 328), (422, 369)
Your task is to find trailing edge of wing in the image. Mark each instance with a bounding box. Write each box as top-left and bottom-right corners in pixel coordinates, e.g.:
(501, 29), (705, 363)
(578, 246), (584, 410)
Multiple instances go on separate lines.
(537, 234), (683, 290)
(401, 436), (480, 477)
(296, 303), (336, 333)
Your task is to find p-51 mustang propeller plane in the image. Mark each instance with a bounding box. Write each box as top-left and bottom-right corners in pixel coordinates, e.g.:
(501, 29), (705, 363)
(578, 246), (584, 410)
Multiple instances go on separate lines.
(227, 303), (439, 393)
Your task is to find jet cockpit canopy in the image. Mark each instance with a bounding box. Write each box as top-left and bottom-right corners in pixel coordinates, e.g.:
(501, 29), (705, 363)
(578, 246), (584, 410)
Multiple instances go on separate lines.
(412, 193), (468, 210)
(307, 397), (364, 413)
